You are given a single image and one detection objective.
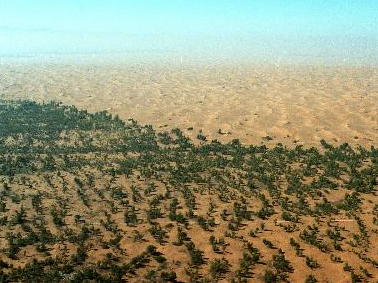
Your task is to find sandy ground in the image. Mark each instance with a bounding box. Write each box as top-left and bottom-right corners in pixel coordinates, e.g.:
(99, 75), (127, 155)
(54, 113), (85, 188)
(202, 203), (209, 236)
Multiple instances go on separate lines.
(1, 66), (378, 282)
(1, 61), (378, 147)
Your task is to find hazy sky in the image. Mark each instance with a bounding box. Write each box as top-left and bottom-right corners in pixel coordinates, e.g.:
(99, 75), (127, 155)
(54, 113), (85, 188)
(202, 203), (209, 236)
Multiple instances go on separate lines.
(0, 0), (377, 63)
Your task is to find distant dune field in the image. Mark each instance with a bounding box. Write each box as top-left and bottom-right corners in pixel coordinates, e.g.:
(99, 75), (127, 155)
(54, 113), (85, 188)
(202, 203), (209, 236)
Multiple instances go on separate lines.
(1, 60), (378, 147)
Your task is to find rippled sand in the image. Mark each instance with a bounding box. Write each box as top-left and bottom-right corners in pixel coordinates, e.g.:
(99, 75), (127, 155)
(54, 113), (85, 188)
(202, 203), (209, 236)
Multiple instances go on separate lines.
(1, 60), (378, 147)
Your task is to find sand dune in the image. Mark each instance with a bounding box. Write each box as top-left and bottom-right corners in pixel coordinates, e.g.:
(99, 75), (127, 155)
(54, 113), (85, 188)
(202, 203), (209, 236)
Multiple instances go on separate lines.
(1, 60), (377, 147)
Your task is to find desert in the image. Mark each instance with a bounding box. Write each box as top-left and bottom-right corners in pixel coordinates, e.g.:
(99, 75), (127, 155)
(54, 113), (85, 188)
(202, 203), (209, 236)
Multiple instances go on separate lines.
(0, 58), (378, 282)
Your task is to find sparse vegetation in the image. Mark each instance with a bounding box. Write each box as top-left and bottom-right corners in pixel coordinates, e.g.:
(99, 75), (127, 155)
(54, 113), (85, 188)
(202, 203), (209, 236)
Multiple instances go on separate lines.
(0, 100), (377, 282)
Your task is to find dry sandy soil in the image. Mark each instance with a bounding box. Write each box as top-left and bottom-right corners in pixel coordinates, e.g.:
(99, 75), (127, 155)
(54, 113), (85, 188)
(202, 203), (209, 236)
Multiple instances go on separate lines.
(1, 60), (378, 282)
(1, 60), (378, 147)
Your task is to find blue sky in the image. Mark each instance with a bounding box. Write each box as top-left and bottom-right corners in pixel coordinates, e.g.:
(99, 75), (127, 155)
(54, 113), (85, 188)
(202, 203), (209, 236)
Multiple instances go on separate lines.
(0, 0), (377, 62)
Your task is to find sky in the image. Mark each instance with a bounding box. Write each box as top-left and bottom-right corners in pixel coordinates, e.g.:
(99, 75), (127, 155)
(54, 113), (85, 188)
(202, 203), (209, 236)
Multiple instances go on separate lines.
(0, 0), (377, 63)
